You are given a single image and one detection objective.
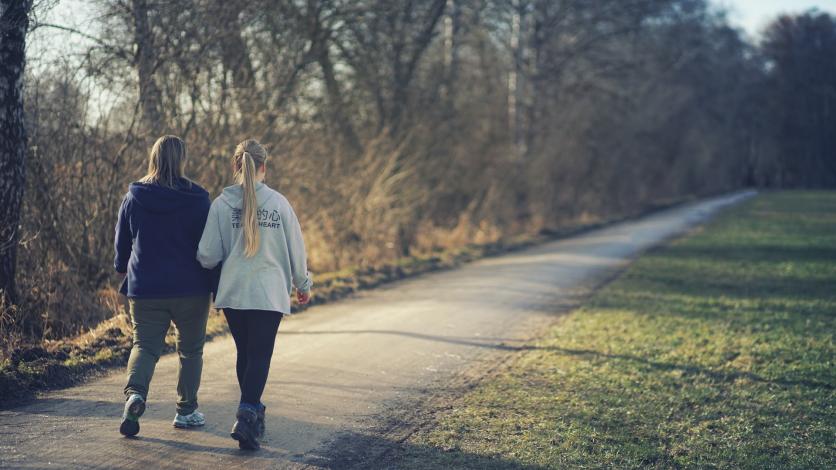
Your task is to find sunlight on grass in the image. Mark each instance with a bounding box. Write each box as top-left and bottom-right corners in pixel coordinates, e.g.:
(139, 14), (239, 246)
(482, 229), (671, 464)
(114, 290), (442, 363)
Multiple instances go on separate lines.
(402, 191), (836, 469)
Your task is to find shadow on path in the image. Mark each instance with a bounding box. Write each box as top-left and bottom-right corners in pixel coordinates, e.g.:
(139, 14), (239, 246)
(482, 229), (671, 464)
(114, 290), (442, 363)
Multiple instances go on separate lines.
(308, 429), (547, 470)
(280, 329), (537, 352)
(134, 435), (287, 460)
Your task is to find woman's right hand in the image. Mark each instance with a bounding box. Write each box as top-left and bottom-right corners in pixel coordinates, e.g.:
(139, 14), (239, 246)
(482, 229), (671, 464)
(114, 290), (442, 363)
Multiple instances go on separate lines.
(297, 290), (311, 305)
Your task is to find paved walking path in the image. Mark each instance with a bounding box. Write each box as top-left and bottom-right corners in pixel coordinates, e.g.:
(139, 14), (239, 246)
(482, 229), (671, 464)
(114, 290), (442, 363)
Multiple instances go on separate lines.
(0, 191), (755, 469)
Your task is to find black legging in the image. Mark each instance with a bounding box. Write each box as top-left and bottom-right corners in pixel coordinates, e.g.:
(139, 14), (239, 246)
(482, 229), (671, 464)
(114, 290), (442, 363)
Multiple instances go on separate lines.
(223, 308), (283, 407)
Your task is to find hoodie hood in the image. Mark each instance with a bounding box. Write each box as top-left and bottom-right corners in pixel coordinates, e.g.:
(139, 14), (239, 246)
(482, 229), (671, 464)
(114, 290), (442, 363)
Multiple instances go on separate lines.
(219, 182), (277, 209)
(128, 179), (209, 214)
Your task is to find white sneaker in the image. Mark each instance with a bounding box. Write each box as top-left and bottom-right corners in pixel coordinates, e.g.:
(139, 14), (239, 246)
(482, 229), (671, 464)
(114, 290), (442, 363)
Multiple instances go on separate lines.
(173, 410), (205, 428)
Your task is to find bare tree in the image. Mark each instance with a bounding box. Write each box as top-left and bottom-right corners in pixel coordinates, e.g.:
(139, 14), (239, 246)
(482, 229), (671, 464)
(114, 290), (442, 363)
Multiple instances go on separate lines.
(0, 0), (33, 305)
(131, 0), (164, 136)
(334, 0), (447, 135)
(11, 0), (802, 340)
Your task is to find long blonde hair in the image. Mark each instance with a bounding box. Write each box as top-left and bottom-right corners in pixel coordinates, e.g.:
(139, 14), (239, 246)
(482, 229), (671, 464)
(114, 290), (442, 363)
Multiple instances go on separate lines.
(139, 135), (189, 188)
(233, 139), (268, 257)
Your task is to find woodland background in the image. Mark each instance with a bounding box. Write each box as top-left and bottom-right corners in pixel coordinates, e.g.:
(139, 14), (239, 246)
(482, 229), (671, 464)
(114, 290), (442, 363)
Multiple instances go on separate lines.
(1, 0), (835, 345)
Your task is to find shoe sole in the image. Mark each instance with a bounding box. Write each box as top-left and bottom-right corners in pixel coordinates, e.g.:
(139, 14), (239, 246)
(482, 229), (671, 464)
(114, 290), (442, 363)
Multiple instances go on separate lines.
(231, 421), (260, 450)
(119, 399), (145, 437)
(173, 420), (206, 429)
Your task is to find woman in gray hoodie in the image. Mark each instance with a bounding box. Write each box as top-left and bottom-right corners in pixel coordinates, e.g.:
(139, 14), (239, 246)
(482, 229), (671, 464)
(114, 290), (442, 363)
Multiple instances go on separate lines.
(197, 139), (312, 450)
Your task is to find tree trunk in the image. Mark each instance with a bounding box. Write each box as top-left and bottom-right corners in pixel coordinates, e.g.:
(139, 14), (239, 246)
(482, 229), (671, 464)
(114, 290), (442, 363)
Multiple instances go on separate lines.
(131, 0), (164, 136)
(216, 2), (257, 122)
(0, 0), (32, 305)
(314, 37), (363, 155)
(387, 0), (447, 135)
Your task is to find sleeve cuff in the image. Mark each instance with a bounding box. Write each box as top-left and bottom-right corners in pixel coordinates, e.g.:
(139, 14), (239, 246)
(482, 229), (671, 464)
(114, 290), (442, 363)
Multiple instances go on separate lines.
(296, 275), (313, 293)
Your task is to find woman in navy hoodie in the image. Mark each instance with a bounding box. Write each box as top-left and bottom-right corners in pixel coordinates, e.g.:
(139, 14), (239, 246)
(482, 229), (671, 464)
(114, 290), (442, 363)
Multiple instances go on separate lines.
(114, 135), (214, 437)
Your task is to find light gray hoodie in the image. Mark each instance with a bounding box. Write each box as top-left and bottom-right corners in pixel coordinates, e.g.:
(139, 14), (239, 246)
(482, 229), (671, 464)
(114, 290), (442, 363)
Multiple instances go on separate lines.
(197, 182), (312, 314)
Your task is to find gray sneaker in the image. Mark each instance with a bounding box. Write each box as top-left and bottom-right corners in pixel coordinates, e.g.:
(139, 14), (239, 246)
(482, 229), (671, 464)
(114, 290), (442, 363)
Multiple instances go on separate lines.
(173, 410), (205, 428)
(120, 393), (145, 437)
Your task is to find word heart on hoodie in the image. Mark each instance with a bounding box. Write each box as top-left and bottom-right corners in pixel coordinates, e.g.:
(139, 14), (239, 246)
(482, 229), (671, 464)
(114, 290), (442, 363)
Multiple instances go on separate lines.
(231, 208), (283, 229)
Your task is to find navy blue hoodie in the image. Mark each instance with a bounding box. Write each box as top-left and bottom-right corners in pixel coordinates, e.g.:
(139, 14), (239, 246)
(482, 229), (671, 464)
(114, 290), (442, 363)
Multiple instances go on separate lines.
(114, 179), (213, 298)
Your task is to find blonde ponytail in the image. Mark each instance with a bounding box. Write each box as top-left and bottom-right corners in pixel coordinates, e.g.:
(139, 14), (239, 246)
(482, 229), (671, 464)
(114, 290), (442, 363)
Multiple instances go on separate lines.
(241, 152), (260, 257)
(233, 139), (269, 258)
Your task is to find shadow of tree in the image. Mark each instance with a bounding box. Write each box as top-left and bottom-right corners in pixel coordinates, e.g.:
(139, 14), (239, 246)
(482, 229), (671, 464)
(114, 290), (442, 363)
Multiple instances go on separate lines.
(532, 346), (834, 391)
(661, 244), (836, 264)
(280, 329), (534, 351)
(618, 241), (836, 302)
(307, 429), (547, 470)
(280, 329), (833, 391)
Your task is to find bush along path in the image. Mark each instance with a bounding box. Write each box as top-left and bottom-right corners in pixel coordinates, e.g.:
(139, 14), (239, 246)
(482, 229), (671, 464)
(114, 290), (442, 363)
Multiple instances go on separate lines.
(391, 191), (836, 469)
(1, 196), (691, 407)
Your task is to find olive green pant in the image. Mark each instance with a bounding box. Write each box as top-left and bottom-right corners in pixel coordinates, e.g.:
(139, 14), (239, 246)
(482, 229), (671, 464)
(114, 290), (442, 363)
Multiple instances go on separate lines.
(124, 295), (210, 415)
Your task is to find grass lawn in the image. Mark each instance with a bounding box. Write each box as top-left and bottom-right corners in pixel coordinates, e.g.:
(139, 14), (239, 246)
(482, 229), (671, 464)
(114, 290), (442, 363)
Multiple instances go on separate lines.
(399, 191), (836, 469)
